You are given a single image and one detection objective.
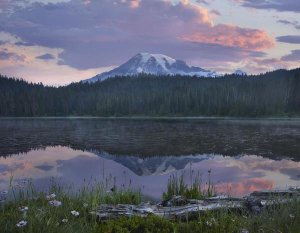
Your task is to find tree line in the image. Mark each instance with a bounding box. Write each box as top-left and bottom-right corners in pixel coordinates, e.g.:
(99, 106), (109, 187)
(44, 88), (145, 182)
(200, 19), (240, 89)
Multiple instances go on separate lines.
(0, 68), (299, 117)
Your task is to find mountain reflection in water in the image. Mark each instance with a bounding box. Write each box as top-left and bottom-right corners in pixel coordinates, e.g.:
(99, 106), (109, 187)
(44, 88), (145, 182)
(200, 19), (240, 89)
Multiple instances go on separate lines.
(0, 118), (300, 199)
(0, 146), (299, 199)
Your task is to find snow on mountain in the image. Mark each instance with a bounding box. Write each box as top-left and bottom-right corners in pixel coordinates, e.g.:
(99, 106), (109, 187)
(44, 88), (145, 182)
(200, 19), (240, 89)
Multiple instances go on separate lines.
(85, 53), (218, 82)
(233, 69), (247, 76)
(96, 151), (213, 176)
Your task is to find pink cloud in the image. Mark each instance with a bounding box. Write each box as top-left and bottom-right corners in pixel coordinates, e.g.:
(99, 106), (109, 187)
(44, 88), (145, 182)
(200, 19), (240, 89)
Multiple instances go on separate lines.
(181, 24), (275, 51)
(130, 0), (140, 9)
(216, 178), (275, 196)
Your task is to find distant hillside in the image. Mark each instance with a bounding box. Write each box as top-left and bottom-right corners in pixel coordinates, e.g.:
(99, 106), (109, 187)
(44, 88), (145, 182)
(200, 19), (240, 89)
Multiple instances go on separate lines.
(0, 69), (300, 117)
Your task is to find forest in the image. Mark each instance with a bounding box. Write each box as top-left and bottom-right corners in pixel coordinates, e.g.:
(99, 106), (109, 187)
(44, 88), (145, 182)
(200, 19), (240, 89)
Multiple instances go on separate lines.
(0, 68), (299, 117)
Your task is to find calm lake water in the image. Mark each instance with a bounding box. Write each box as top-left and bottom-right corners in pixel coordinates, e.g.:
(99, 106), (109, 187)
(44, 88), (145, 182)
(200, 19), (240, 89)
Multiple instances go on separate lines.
(0, 118), (300, 199)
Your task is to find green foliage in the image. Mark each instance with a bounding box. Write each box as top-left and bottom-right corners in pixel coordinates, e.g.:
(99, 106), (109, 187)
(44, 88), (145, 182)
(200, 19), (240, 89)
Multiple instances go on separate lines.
(92, 216), (174, 233)
(0, 69), (300, 117)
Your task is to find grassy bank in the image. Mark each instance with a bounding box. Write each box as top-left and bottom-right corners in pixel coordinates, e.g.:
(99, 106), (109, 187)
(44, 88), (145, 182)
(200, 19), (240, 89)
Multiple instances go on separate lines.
(0, 178), (299, 233)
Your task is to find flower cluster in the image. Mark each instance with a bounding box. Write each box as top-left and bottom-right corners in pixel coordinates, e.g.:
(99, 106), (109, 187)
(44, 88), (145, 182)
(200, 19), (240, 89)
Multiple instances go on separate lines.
(71, 210), (80, 217)
(16, 220), (27, 228)
(49, 200), (62, 207)
(13, 190), (85, 228)
(46, 193), (56, 200)
(18, 206), (29, 212)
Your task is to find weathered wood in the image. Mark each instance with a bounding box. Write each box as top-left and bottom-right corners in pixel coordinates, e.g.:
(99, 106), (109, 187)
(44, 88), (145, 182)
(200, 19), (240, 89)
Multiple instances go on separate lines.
(91, 188), (300, 221)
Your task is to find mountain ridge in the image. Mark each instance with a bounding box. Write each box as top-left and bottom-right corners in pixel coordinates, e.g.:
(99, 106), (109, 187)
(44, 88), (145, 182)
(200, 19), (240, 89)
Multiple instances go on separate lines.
(85, 53), (218, 82)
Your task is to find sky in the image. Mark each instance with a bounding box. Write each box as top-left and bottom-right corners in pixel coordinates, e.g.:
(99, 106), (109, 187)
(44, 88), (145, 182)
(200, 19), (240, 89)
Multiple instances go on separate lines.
(0, 0), (299, 85)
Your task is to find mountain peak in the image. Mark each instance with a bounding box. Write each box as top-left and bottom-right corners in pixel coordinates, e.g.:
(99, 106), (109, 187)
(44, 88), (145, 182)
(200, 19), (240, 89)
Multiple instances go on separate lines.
(234, 69), (247, 76)
(136, 52), (176, 66)
(85, 52), (218, 82)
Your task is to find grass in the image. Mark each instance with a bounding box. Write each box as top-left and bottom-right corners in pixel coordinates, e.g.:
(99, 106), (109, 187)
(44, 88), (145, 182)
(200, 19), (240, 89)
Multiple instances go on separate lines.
(0, 177), (299, 233)
(163, 169), (215, 200)
(0, 178), (141, 233)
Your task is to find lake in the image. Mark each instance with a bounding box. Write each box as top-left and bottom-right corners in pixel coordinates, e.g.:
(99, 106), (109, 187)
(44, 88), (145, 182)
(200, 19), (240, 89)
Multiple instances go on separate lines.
(0, 118), (300, 199)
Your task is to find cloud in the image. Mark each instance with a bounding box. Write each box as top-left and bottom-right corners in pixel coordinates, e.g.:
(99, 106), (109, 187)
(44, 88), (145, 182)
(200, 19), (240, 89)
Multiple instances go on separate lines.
(282, 50), (300, 62)
(0, 37), (114, 85)
(35, 164), (54, 171)
(277, 35), (300, 44)
(210, 9), (221, 16)
(277, 19), (300, 30)
(195, 0), (213, 5)
(36, 53), (55, 60)
(0, 50), (25, 61)
(229, 54), (300, 74)
(181, 24), (275, 51)
(0, 0), (274, 72)
(216, 178), (274, 196)
(15, 41), (36, 46)
(240, 0), (300, 13)
(129, 0), (140, 8)
(0, 162), (25, 174)
(0, 31), (21, 44)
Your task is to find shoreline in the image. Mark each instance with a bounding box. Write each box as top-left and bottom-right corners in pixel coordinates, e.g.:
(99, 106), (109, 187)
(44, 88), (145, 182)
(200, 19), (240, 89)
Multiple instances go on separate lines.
(1, 116), (300, 120)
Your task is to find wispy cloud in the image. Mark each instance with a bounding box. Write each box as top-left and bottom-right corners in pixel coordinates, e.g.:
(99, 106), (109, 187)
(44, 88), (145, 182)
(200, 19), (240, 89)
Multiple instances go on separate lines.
(36, 53), (55, 60)
(277, 35), (300, 44)
(0, 50), (25, 61)
(277, 19), (300, 30)
(238, 0), (300, 13)
(282, 50), (300, 62)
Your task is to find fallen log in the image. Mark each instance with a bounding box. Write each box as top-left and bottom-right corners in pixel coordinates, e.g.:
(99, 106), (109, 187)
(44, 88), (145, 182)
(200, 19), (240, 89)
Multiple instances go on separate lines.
(91, 187), (300, 221)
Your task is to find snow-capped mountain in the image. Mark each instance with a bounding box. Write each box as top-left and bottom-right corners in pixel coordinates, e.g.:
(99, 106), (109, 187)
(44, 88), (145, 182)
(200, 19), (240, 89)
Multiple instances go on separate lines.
(96, 151), (213, 176)
(233, 69), (247, 76)
(85, 53), (218, 82)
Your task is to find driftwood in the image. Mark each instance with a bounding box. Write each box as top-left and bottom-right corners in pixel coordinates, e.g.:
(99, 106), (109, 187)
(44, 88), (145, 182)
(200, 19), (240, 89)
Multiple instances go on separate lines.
(91, 187), (300, 221)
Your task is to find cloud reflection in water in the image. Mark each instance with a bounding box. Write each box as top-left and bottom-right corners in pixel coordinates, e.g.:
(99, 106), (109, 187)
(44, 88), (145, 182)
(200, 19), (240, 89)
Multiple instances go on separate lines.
(0, 146), (299, 199)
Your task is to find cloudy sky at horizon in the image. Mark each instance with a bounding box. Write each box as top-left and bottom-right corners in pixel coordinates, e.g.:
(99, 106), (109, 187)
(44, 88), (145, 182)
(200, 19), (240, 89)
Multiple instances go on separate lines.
(0, 0), (299, 85)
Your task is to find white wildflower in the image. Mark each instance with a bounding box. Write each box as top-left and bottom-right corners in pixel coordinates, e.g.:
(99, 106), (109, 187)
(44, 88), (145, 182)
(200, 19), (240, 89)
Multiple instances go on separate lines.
(205, 217), (216, 227)
(260, 200), (267, 206)
(46, 193), (56, 200)
(206, 220), (212, 227)
(1, 190), (8, 195)
(62, 219), (68, 223)
(289, 214), (295, 219)
(83, 203), (88, 208)
(16, 220), (27, 228)
(71, 210), (79, 217)
(240, 229), (249, 233)
(18, 206), (29, 212)
(49, 200), (62, 207)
